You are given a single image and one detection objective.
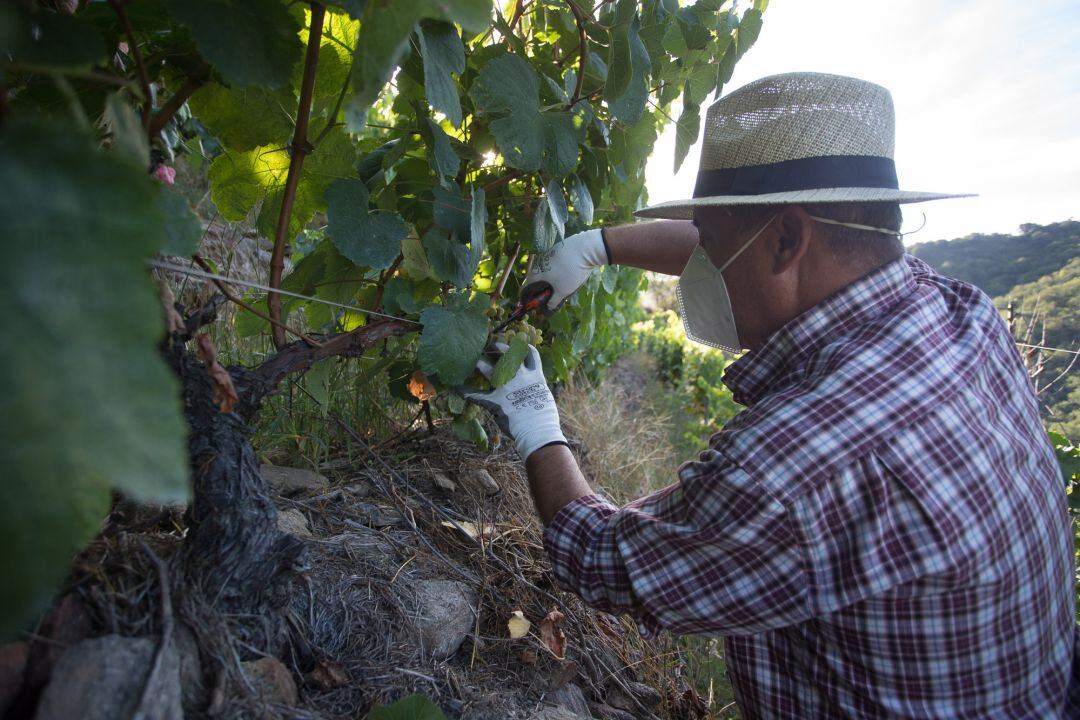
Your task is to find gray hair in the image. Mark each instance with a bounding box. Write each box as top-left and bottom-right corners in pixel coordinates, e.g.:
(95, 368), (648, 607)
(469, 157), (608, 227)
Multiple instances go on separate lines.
(800, 202), (904, 267)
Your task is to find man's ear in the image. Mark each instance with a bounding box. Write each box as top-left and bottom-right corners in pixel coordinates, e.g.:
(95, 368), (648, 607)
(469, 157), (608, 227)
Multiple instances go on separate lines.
(771, 205), (813, 274)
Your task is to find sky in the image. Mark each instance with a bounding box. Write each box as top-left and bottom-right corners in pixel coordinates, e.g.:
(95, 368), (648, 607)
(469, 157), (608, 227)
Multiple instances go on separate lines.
(644, 0), (1080, 243)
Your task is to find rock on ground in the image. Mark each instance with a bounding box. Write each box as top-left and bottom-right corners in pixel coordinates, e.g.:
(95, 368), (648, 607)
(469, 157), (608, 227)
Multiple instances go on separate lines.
(410, 580), (478, 659)
(240, 656), (297, 707)
(34, 635), (181, 720)
(528, 706), (592, 720)
(276, 508), (313, 539)
(260, 465), (329, 494)
(460, 468), (500, 495)
(551, 683), (591, 717)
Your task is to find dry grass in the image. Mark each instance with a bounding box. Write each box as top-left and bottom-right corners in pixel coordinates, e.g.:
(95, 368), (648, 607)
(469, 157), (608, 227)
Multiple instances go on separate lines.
(558, 358), (680, 505)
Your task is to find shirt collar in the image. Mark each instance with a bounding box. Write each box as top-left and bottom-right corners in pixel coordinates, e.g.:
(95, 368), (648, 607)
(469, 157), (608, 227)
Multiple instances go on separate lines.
(723, 255), (917, 407)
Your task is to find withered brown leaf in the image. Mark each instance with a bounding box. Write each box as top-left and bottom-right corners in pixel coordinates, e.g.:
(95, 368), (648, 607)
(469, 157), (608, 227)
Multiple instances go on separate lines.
(539, 608), (567, 659)
(196, 333), (238, 414)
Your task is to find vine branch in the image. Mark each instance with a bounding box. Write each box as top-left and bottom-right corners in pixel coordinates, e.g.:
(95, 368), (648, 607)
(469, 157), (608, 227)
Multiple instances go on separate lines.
(269, 2), (326, 351)
(108, 0), (153, 129)
(565, 0), (589, 106)
(148, 63), (210, 140)
(192, 255), (323, 347)
(491, 241), (521, 304)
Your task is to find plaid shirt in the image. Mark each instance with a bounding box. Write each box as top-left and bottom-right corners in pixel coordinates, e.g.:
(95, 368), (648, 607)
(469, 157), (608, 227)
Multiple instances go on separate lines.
(545, 255), (1078, 718)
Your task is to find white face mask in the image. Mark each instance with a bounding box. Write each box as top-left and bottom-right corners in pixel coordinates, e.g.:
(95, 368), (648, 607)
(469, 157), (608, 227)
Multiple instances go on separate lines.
(677, 215), (776, 353)
(676, 213), (902, 352)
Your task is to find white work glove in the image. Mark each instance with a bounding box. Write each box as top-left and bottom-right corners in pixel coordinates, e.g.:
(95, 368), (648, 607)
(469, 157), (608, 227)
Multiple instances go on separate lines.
(523, 228), (609, 310)
(461, 343), (566, 460)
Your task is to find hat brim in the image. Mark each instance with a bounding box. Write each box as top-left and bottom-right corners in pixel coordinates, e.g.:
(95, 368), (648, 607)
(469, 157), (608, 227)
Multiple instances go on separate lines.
(634, 188), (976, 220)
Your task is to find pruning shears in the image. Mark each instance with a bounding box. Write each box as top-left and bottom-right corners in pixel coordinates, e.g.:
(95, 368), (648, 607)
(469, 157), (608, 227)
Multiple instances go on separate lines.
(493, 283), (554, 334)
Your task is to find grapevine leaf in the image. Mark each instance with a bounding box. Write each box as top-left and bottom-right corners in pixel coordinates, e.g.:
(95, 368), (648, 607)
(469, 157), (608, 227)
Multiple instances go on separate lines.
(369, 694), (447, 720)
(533, 197), (559, 253)
(545, 180), (567, 240)
(0, 121), (188, 640)
(166, 0), (303, 88)
(451, 416), (489, 449)
(448, 392), (467, 415)
(325, 178), (408, 270)
(608, 16), (650, 125)
(736, 9), (764, 59)
(601, 264), (619, 294)
(425, 118), (461, 186)
(604, 0), (637, 102)
(159, 185), (203, 256)
(661, 23), (689, 56)
(470, 55), (582, 177)
(469, 187), (486, 272)
(417, 22), (465, 127)
(208, 145), (290, 221)
(15, 11), (107, 70)
(402, 233), (435, 280)
(422, 228), (472, 287)
(492, 337), (530, 388)
(104, 95), (149, 169)
(187, 83), (294, 152)
(418, 300), (489, 385)
(347, 0), (491, 127)
(717, 38), (738, 87)
(570, 175), (594, 225)
(256, 181), (322, 245)
(540, 111), (582, 178)
(674, 101), (701, 173)
(686, 62), (717, 107)
(432, 183), (471, 241)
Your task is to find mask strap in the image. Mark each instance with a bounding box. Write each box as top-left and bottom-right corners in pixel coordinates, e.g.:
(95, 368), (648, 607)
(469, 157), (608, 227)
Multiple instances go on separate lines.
(808, 213), (928, 239)
(718, 214), (778, 272)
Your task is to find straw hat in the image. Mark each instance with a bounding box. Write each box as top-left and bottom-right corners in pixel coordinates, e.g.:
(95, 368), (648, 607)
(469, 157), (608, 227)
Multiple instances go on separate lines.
(635, 72), (972, 220)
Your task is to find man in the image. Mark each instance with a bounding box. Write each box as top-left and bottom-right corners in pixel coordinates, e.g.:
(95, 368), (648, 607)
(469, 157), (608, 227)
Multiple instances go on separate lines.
(464, 73), (1079, 718)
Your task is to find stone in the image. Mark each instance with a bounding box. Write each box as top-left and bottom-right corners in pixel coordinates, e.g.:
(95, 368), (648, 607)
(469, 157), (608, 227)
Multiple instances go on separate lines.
(173, 623), (207, 715)
(23, 594), (92, 694)
(433, 472), (456, 492)
(460, 468), (500, 495)
(528, 707), (591, 720)
(410, 580), (478, 659)
(551, 683), (591, 718)
(240, 656), (298, 707)
(353, 503), (405, 529)
(34, 634), (181, 720)
(0, 641), (29, 717)
(588, 702), (635, 720)
(260, 464), (329, 494)
(276, 508), (313, 539)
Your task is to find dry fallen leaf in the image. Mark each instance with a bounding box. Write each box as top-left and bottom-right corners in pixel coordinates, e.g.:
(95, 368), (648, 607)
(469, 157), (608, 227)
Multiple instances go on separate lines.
(408, 370), (437, 401)
(440, 520), (497, 540)
(507, 610), (531, 639)
(196, 333), (239, 413)
(540, 608), (567, 659)
(159, 283), (186, 335)
(304, 660), (348, 690)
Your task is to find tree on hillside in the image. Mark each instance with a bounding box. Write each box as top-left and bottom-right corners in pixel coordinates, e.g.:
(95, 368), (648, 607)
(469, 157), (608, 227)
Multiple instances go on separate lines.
(996, 257), (1080, 439)
(910, 220), (1080, 298)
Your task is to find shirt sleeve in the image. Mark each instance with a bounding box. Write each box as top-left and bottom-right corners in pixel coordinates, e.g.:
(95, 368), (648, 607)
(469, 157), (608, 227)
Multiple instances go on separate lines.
(543, 448), (812, 637)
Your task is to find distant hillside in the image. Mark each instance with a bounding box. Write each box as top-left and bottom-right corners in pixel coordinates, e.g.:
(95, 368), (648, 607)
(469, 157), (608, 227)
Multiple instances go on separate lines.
(910, 220), (1080, 298)
(993, 257), (1080, 439)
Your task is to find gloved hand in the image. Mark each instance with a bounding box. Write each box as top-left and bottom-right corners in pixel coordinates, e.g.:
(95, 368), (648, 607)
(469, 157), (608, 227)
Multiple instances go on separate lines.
(522, 228), (608, 310)
(461, 343), (566, 460)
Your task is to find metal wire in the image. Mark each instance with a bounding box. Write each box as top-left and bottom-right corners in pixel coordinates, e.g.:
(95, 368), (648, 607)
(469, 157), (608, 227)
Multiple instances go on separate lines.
(148, 259), (416, 324)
